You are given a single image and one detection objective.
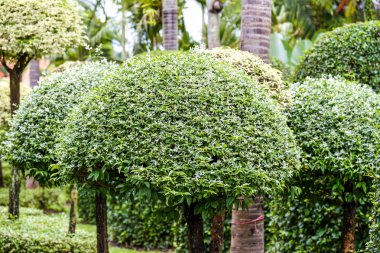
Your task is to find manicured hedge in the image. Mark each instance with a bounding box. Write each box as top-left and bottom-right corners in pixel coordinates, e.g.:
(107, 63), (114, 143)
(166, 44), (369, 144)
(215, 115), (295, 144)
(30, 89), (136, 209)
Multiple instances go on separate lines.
(267, 77), (380, 252)
(0, 207), (96, 253)
(294, 21), (380, 91)
(367, 183), (380, 252)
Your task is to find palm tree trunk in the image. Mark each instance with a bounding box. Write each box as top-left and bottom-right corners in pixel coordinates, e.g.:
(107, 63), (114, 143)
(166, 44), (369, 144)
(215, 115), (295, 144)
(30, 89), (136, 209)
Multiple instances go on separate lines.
(207, 0), (223, 49)
(241, 0), (271, 63)
(163, 0), (178, 50)
(184, 203), (206, 253)
(95, 192), (109, 253)
(231, 197), (264, 253)
(29, 60), (40, 88)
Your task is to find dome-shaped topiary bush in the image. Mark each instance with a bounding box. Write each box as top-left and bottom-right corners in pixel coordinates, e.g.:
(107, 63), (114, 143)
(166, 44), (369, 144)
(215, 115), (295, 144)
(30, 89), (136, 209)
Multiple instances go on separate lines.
(56, 51), (300, 252)
(294, 21), (380, 91)
(268, 77), (380, 252)
(3, 61), (117, 186)
(200, 47), (290, 106)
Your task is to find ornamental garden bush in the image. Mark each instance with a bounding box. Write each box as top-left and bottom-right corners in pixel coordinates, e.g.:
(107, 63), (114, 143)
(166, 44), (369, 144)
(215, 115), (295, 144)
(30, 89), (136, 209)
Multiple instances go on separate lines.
(294, 21), (380, 91)
(0, 206), (96, 253)
(56, 51), (300, 253)
(268, 77), (380, 253)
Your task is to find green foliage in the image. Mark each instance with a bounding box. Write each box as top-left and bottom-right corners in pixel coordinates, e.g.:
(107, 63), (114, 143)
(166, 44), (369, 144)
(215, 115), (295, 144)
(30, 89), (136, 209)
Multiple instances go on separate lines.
(109, 198), (176, 250)
(0, 187), (67, 212)
(294, 21), (380, 91)
(56, 51), (300, 213)
(3, 61), (117, 186)
(77, 189), (96, 224)
(0, 0), (85, 61)
(0, 206), (96, 253)
(203, 48), (290, 107)
(367, 182), (380, 252)
(267, 77), (380, 252)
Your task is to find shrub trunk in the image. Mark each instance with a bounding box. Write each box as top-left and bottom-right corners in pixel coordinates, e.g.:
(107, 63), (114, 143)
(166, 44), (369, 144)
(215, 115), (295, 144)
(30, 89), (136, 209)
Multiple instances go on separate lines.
(184, 203), (206, 253)
(69, 186), (78, 234)
(95, 192), (109, 253)
(8, 166), (20, 219)
(210, 207), (226, 253)
(0, 160), (4, 187)
(341, 201), (357, 253)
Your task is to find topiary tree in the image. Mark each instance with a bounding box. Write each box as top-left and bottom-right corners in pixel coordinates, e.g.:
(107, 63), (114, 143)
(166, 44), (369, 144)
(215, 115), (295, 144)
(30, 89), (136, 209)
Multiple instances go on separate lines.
(281, 77), (380, 253)
(3, 61), (116, 226)
(293, 21), (380, 91)
(0, 0), (85, 218)
(204, 47), (290, 107)
(56, 52), (300, 253)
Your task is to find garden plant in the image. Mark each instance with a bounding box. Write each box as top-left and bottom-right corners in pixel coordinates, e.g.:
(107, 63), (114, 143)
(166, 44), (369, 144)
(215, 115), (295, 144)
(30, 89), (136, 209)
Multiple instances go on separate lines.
(56, 51), (300, 253)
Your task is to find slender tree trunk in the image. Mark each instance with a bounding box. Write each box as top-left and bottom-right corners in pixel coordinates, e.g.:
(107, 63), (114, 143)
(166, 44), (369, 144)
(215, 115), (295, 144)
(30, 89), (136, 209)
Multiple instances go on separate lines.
(8, 165), (20, 219)
(95, 192), (109, 253)
(29, 60), (40, 88)
(231, 197), (264, 253)
(207, 0), (223, 49)
(68, 185), (78, 234)
(184, 203), (206, 253)
(210, 207), (226, 253)
(163, 0), (178, 50)
(341, 201), (357, 253)
(121, 0), (127, 61)
(9, 70), (21, 115)
(241, 0), (271, 63)
(0, 160), (4, 188)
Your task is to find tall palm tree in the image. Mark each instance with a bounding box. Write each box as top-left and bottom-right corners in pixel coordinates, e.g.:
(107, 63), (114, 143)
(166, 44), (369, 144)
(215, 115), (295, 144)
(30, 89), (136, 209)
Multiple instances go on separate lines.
(207, 0), (223, 48)
(240, 0), (271, 63)
(231, 1), (271, 253)
(163, 0), (178, 50)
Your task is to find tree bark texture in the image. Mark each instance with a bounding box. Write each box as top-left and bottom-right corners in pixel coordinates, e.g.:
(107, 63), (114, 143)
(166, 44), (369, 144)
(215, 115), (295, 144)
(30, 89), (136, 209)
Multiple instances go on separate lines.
(9, 71), (21, 115)
(29, 60), (40, 88)
(163, 0), (178, 50)
(231, 196), (264, 253)
(0, 160), (4, 188)
(241, 0), (271, 63)
(207, 0), (223, 49)
(8, 166), (20, 219)
(210, 207), (226, 253)
(95, 192), (109, 253)
(341, 201), (357, 253)
(68, 186), (78, 234)
(184, 203), (206, 253)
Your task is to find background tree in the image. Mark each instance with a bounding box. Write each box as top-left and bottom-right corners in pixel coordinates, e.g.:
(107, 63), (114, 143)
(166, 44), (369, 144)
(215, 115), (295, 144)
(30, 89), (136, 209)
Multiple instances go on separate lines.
(294, 21), (380, 91)
(0, 0), (84, 219)
(56, 51), (300, 253)
(3, 61), (117, 252)
(207, 0), (224, 48)
(285, 77), (380, 253)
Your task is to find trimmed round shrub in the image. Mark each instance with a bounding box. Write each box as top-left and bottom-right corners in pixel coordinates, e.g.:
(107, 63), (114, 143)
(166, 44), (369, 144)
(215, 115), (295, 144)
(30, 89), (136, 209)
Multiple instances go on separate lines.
(294, 21), (380, 91)
(202, 47), (290, 106)
(3, 61), (117, 185)
(56, 51), (300, 208)
(268, 77), (380, 252)
(0, 207), (96, 253)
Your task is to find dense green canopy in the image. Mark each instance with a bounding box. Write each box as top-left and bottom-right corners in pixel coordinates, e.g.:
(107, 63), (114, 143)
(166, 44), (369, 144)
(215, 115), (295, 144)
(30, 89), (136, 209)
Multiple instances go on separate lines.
(0, 0), (84, 61)
(3, 62), (117, 185)
(294, 21), (380, 91)
(56, 52), (300, 208)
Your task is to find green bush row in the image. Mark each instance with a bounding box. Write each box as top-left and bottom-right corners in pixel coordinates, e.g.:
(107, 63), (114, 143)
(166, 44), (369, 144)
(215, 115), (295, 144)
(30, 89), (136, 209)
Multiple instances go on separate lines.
(0, 207), (96, 253)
